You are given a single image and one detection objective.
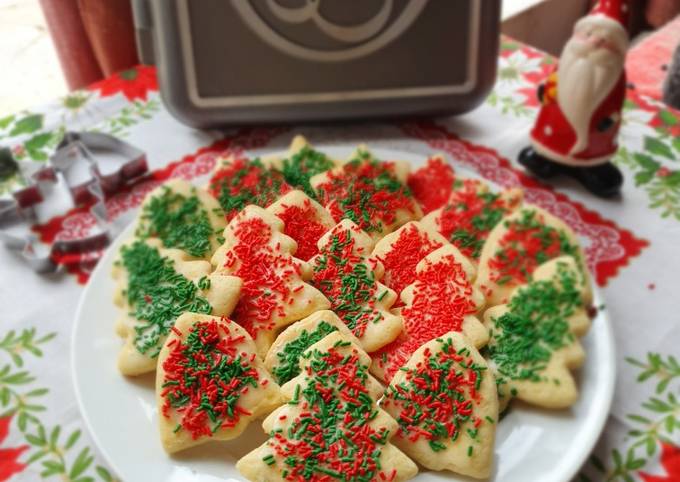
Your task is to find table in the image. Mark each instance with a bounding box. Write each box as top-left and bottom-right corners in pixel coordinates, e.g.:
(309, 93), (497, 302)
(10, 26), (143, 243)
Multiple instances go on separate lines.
(1, 37), (679, 482)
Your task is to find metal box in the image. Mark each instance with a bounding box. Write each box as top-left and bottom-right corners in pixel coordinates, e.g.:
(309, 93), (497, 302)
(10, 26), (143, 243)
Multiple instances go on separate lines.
(133, 0), (501, 127)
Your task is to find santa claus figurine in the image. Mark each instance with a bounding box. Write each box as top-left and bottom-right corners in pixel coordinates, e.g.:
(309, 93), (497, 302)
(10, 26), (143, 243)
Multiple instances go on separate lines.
(519, 0), (630, 197)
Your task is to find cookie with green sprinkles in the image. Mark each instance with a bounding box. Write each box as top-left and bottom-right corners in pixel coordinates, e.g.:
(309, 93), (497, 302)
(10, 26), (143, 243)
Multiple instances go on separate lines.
(265, 135), (338, 200)
(156, 313), (283, 454)
(112, 239), (242, 376)
(207, 154), (293, 220)
(382, 332), (498, 479)
(134, 179), (226, 260)
(310, 145), (423, 240)
(475, 204), (591, 308)
(483, 256), (592, 410)
(267, 190), (335, 262)
(237, 335), (418, 482)
(211, 205), (331, 358)
(309, 219), (404, 352)
(264, 310), (362, 385)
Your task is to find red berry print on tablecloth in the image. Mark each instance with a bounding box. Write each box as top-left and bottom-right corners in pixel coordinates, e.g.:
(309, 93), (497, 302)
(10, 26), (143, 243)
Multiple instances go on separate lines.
(88, 65), (158, 101)
(0, 415), (28, 482)
(640, 443), (680, 482)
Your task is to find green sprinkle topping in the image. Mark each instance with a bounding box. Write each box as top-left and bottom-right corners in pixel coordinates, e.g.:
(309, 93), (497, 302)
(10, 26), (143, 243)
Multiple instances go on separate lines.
(489, 262), (582, 387)
(136, 186), (217, 257)
(120, 241), (212, 356)
(281, 145), (335, 199)
(272, 321), (339, 384)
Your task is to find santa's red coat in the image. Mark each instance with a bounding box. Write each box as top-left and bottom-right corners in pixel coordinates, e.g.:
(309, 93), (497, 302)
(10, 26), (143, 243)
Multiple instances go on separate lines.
(530, 67), (627, 166)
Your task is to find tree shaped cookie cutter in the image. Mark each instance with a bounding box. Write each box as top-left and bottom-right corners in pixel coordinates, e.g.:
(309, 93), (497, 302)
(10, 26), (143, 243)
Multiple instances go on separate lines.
(0, 132), (148, 272)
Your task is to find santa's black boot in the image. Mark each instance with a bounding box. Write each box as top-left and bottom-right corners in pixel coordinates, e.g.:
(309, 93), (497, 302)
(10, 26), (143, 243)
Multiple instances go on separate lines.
(570, 162), (623, 198)
(518, 147), (560, 179)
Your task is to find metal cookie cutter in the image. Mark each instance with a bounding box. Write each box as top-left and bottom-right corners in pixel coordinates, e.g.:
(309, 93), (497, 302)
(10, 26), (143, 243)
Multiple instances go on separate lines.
(0, 132), (148, 273)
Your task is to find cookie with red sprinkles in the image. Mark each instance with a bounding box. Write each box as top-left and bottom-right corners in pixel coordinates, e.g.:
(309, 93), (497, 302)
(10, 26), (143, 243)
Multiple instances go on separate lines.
(264, 310), (362, 385)
(237, 335), (418, 482)
(155, 313), (283, 454)
(421, 178), (523, 262)
(267, 190), (335, 261)
(310, 147), (422, 239)
(207, 154), (292, 221)
(382, 332), (498, 479)
(483, 256), (592, 410)
(407, 155), (457, 214)
(371, 244), (486, 383)
(309, 220), (403, 352)
(475, 205), (590, 307)
(113, 238), (242, 376)
(370, 221), (448, 299)
(211, 205), (330, 357)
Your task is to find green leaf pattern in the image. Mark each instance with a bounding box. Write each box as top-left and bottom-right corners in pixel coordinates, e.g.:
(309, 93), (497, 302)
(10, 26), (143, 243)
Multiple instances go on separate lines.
(0, 327), (119, 482)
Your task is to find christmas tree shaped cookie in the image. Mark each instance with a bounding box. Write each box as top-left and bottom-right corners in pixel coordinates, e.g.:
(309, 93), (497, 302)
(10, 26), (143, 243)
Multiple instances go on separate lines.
(475, 205), (590, 307)
(264, 310), (362, 385)
(113, 239), (242, 376)
(421, 178), (523, 261)
(310, 147), (422, 239)
(207, 154), (292, 220)
(156, 313), (283, 454)
(134, 179), (226, 260)
(382, 333), (498, 479)
(309, 219), (402, 352)
(237, 335), (418, 482)
(266, 135), (338, 199)
(372, 244), (486, 383)
(211, 205), (330, 357)
(407, 155), (457, 214)
(371, 221), (448, 298)
(483, 256), (592, 409)
(267, 190), (335, 261)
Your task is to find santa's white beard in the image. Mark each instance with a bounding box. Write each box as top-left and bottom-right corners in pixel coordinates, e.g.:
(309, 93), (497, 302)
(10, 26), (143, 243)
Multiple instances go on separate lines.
(557, 40), (623, 155)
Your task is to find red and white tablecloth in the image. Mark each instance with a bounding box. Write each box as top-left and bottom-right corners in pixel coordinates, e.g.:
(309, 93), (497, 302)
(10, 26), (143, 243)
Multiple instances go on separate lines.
(1, 37), (679, 482)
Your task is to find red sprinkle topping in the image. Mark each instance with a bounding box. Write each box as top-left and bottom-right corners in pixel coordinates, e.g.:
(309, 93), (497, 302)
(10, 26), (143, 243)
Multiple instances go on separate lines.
(275, 199), (330, 261)
(160, 319), (258, 439)
(223, 215), (305, 338)
(375, 224), (444, 298)
(407, 157), (456, 214)
(374, 253), (477, 382)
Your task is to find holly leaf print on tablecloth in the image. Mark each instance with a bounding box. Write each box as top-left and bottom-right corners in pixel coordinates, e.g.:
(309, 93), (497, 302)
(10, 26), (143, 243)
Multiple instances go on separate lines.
(0, 327), (119, 482)
(580, 352), (680, 482)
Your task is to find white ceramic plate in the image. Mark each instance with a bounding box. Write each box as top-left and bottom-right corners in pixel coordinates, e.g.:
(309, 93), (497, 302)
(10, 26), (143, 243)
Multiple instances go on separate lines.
(72, 146), (616, 482)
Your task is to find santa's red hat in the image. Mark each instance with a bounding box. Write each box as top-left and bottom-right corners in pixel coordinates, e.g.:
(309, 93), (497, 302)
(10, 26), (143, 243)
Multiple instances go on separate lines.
(590, 0), (630, 30)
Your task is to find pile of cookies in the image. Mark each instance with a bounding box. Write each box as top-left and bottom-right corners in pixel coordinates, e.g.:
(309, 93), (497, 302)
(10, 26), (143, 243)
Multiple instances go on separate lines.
(112, 136), (593, 481)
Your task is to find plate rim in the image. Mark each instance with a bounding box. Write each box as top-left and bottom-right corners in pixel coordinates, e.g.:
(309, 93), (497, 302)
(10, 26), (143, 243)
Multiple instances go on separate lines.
(71, 145), (617, 482)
